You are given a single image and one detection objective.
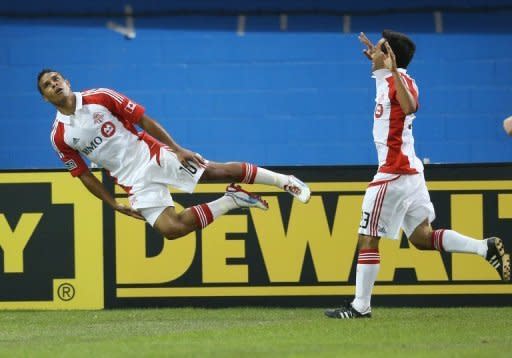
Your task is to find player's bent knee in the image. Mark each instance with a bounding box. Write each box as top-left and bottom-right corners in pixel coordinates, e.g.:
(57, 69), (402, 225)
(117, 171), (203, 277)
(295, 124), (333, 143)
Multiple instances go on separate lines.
(409, 239), (431, 250)
(408, 232), (432, 250)
(160, 226), (189, 240)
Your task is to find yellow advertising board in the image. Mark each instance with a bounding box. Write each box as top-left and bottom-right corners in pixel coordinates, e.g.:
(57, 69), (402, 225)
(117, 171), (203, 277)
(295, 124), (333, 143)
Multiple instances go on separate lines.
(112, 178), (512, 305)
(0, 171), (104, 309)
(2, 167), (511, 309)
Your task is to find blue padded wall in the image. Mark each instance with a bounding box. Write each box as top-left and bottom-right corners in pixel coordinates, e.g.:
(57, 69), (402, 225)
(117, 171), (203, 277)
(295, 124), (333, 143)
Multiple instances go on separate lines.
(1, 11), (512, 169)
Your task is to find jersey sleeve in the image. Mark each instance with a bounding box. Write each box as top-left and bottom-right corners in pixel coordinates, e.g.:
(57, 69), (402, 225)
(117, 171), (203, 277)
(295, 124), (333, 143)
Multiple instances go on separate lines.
(82, 88), (145, 125)
(51, 121), (88, 177)
(402, 75), (420, 110)
(387, 75), (420, 110)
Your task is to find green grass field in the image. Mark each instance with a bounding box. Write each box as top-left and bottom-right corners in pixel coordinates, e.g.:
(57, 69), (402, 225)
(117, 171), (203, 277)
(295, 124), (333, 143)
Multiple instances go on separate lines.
(1, 307), (511, 357)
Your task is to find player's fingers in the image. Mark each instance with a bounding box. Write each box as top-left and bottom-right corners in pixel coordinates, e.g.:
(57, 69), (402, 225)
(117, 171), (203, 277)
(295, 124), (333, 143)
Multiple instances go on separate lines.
(131, 211), (145, 220)
(193, 157), (207, 169)
(385, 41), (394, 55)
(363, 49), (372, 60)
(194, 153), (206, 165)
(359, 32), (374, 48)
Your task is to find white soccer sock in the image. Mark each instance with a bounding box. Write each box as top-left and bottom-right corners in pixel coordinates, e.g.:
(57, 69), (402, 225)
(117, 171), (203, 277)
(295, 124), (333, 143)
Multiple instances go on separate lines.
(253, 167), (288, 189)
(351, 249), (380, 313)
(206, 196), (238, 219)
(431, 229), (487, 257)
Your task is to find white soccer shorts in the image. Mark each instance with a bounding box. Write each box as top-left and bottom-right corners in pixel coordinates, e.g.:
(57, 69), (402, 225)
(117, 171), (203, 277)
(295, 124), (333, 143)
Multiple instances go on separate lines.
(128, 148), (205, 226)
(358, 172), (435, 239)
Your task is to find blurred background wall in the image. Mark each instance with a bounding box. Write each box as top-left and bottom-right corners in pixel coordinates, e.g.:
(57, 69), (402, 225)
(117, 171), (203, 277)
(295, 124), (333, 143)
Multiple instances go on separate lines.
(1, 0), (512, 168)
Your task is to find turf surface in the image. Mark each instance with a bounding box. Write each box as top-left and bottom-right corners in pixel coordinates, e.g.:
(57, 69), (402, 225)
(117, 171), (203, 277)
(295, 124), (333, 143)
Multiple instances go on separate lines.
(1, 307), (511, 357)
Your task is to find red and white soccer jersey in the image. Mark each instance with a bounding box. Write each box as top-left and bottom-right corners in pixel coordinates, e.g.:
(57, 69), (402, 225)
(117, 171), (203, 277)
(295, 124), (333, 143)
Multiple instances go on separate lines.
(358, 69), (435, 239)
(50, 89), (147, 184)
(372, 68), (422, 175)
(50, 89), (204, 224)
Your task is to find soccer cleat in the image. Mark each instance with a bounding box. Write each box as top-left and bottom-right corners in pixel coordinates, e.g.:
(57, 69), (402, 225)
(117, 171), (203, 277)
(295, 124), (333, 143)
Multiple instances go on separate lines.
(485, 237), (511, 281)
(225, 184), (269, 210)
(284, 175), (311, 203)
(324, 303), (371, 319)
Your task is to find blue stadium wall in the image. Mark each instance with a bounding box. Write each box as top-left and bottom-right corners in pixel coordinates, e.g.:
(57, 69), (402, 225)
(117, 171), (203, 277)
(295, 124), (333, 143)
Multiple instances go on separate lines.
(1, 0), (512, 169)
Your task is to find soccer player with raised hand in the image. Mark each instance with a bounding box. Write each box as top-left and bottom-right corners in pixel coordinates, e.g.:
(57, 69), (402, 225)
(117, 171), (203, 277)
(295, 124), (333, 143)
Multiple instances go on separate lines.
(325, 30), (510, 319)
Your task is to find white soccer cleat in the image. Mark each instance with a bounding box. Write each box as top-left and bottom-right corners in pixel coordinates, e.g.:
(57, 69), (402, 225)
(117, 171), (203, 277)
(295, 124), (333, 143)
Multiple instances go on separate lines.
(225, 184), (269, 210)
(284, 175), (311, 203)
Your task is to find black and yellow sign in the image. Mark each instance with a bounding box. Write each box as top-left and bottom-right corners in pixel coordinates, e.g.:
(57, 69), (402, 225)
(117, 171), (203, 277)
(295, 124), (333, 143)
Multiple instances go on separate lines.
(0, 171), (104, 309)
(108, 165), (512, 307)
(1, 166), (511, 309)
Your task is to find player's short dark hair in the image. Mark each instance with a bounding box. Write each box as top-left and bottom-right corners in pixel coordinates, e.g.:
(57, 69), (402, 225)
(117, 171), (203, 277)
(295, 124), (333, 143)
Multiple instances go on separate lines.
(381, 30), (416, 69)
(37, 68), (62, 95)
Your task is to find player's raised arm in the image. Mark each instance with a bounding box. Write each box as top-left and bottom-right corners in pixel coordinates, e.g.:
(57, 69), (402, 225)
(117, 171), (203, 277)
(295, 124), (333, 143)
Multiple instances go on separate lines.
(138, 114), (206, 168)
(384, 41), (417, 115)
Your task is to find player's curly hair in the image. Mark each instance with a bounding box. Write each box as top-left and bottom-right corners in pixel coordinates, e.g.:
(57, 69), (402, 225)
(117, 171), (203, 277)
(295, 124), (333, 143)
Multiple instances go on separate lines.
(381, 30), (416, 69)
(37, 68), (62, 95)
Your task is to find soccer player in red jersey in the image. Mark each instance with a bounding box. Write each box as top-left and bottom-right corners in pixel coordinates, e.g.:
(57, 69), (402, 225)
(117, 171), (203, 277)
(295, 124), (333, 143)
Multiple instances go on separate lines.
(325, 30), (510, 319)
(39, 69), (310, 239)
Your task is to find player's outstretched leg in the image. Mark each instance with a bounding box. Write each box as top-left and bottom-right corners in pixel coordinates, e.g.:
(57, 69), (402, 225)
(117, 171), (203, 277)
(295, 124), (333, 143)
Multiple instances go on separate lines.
(484, 237), (511, 281)
(202, 162), (311, 203)
(153, 184), (268, 240)
(426, 229), (511, 282)
(190, 184), (268, 230)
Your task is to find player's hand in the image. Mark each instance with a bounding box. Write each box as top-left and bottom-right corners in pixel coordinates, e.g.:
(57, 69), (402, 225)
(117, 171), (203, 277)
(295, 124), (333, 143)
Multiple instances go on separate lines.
(383, 41), (398, 72)
(358, 32), (375, 60)
(176, 148), (207, 169)
(114, 203), (145, 220)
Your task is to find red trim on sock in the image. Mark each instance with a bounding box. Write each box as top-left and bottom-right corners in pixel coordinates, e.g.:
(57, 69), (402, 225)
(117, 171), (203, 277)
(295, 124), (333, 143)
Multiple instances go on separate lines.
(248, 164), (257, 184)
(357, 248), (380, 264)
(359, 249), (379, 254)
(241, 163), (257, 184)
(431, 229), (445, 251)
(240, 163), (248, 183)
(190, 206), (203, 228)
(201, 204), (214, 225)
(191, 204), (214, 229)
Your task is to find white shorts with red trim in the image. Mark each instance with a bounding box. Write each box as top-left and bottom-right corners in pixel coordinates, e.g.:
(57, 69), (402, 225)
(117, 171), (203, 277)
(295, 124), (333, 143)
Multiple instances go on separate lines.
(358, 172), (435, 239)
(128, 148), (206, 226)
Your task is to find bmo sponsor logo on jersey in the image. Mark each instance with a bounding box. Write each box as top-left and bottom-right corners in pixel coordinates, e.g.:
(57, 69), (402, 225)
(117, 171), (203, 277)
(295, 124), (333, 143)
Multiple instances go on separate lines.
(81, 137), (103, 155)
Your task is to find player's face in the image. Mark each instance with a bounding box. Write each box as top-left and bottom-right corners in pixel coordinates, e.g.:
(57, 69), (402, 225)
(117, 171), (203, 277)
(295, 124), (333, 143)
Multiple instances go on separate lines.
(371, 38), (387, 71)
(39, 72), (72, 104)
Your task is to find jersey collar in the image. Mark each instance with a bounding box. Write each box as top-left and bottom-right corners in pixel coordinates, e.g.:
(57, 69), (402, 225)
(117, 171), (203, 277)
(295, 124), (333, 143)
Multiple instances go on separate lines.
(56, 92), (83, 124)
(372, 68), (407, 80)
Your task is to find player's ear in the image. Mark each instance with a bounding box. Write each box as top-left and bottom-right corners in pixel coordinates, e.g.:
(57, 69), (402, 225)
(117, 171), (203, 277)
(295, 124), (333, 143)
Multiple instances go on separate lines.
(65, 79), (71, 89)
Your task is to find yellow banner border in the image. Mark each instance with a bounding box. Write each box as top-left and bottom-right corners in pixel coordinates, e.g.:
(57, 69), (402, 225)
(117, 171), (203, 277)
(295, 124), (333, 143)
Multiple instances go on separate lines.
(117, 284), (512, 298)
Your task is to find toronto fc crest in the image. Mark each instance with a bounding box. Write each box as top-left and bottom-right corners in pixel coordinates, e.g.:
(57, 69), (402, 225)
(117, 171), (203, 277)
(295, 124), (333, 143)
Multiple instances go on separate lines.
(93, 112), (104, 124)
